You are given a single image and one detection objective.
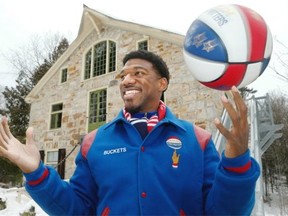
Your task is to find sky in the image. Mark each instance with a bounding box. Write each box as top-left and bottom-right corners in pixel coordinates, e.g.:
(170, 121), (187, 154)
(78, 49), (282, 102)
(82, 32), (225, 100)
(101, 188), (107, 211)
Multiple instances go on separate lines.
(1, 0), (288, 96)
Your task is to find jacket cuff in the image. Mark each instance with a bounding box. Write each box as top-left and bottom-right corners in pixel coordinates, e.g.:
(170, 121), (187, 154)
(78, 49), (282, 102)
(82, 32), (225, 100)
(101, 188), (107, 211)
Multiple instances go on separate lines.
(221, 150), (251, 173)
(23, 161), (49, 186)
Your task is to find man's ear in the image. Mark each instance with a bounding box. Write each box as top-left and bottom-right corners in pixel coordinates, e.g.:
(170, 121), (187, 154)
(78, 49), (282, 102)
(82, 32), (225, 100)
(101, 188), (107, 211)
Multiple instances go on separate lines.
(159, 78), (168, 92)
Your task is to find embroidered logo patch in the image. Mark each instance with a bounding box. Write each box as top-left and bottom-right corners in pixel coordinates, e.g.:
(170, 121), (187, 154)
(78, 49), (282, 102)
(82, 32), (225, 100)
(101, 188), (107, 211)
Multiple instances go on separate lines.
(166, 137), (182, 168)
(166, 137), (182, 149)
(172, 150), (180, 168)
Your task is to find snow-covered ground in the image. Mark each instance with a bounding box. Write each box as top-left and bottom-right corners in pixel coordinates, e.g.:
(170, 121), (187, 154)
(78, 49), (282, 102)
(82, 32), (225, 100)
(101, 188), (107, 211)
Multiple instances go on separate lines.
(0, 186), (287, 215)
(0, 187), (47, 216)
(263, 185), (288, 216)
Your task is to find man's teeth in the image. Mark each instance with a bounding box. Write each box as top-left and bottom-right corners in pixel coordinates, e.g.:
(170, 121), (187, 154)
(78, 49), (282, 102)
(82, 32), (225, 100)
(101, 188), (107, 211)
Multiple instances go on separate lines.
(125, 90), (139, 95)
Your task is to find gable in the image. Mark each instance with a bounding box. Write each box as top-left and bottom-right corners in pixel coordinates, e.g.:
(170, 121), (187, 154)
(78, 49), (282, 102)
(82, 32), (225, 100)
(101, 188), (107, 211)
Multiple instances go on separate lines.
(25, 4), (184, 103)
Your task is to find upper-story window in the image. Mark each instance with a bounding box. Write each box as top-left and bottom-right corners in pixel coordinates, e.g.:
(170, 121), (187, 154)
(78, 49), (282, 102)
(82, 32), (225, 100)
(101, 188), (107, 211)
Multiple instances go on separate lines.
(84, 40), (116, 80)
(138, 40), (148, 51)
(61, 68), (68, 83)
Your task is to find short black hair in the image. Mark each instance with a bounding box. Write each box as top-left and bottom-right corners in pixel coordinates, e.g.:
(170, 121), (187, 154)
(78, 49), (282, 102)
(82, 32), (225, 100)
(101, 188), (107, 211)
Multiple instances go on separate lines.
(122, 50), (170, 84)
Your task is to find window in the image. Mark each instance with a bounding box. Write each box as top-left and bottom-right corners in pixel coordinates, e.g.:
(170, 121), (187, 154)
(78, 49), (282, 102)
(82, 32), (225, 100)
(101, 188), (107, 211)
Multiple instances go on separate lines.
(46, 150), (58, 168)
(88, 89), (107, 132)
(42, 149), (66, 179)
(84, 40), (116, 80)
(108, 41), (116, 72)
(84, 49), (92, 79)
(138, 40), (148, 51)
(50, 103), (63, 129)
(61, 68), (68, 83)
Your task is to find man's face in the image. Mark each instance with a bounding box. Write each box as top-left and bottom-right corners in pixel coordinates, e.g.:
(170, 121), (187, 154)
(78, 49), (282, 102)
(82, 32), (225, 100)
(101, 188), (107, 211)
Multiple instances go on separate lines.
(118, 58), (167, 113)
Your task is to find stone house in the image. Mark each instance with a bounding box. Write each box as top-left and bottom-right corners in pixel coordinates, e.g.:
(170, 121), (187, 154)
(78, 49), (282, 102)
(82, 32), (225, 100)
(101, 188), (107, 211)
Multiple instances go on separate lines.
(25, 5), (223, 179)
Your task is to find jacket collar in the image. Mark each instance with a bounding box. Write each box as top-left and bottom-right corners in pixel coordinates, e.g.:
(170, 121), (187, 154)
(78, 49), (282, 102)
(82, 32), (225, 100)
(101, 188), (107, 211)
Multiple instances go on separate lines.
(103, 107), (187, 132)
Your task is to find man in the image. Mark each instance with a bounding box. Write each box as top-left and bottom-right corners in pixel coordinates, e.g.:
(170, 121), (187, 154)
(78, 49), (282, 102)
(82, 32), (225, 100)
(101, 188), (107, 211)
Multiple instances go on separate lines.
(0, 50), (259, 215)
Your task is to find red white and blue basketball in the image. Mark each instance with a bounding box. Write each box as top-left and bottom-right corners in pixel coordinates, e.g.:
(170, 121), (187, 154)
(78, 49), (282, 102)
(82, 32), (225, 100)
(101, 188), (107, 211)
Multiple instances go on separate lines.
(183, 4), (273, 90)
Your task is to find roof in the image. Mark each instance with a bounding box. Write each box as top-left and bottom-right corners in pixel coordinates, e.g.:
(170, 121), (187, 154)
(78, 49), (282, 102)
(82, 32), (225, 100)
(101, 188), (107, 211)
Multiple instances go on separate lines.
(25, 4), (185, 103)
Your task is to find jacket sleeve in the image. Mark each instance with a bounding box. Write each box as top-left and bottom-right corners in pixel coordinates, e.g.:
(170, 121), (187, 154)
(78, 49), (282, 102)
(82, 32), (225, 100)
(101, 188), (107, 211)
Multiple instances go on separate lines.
(24, 133), (98, 215)
(204, 141), (260, 215)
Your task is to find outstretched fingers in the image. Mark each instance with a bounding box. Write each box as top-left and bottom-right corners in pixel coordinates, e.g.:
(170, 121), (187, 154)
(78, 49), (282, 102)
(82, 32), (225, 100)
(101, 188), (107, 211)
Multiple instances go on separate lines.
(3, 117), (13, 140)
(214, 117), (231, 138)
(26, 127), (34, 145)
(231, 86), (248, 128)
(0, 117), (40, 173)
(214, 86), (249, 158)
(214, 94), (238, 142)
(0, 117), (14, 157)
(0, 117), (10, 148)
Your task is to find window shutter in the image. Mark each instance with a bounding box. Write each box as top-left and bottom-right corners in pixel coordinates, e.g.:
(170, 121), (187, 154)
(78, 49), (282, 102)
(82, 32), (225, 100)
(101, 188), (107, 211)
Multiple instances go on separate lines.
(57, 148), (66, 179)
(39, 150), (45, 162)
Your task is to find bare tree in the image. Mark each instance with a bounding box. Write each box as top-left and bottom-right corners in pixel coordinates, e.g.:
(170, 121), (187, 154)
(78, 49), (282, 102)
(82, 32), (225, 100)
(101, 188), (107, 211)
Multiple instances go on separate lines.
(2, 32), (65, 81)
(269, 37), (288, 82)
(262, 90), (288, 214)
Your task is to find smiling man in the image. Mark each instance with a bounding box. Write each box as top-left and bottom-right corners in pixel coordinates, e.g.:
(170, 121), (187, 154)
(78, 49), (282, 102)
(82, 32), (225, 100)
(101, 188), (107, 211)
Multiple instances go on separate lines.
(0, 50), (260, 215)
(118, 52), (169, 114)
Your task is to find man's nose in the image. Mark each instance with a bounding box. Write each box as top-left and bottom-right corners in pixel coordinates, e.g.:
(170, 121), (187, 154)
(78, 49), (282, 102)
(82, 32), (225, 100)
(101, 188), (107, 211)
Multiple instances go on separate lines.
(122, 73), (136, 84)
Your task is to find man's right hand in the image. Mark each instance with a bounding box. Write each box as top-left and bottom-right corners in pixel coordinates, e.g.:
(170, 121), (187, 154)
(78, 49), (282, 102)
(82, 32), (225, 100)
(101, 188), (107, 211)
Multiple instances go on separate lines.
(0, 117), (40, 173)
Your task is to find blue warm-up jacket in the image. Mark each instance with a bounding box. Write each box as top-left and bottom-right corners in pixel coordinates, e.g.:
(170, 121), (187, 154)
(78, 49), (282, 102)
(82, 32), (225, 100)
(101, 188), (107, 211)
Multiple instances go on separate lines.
(24, 107), (260, 215)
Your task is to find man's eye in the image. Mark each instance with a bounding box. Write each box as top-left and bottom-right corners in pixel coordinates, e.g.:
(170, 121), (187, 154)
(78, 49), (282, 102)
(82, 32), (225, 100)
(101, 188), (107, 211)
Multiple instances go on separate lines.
(135, 71), (143, 76)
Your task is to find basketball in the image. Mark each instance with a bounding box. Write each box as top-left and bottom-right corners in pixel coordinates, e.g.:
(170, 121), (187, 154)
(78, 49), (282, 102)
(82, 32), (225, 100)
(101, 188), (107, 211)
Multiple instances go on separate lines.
(183, 4), (273, 91)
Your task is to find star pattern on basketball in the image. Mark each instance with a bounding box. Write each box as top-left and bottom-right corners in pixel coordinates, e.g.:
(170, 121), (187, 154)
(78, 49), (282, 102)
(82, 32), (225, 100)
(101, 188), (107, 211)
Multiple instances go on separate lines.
(192, 33), (207, 48)
(202, 39), (218, 52)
